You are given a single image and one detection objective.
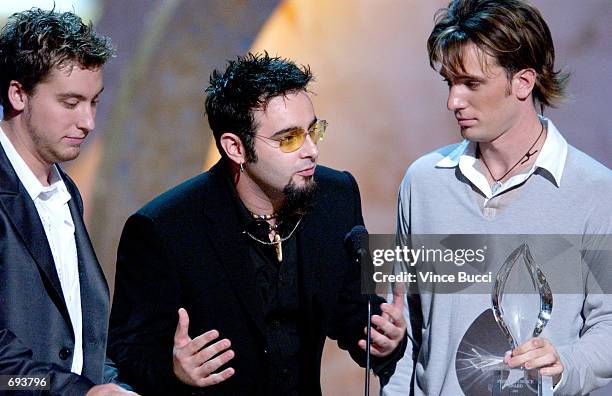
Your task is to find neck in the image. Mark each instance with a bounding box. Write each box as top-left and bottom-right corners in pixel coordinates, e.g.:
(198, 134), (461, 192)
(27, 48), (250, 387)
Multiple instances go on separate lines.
(1, 118), (53, 186)
(478, 110), (546, 182)
(232, 164), (284, 217)
(480, 110), (542, 164)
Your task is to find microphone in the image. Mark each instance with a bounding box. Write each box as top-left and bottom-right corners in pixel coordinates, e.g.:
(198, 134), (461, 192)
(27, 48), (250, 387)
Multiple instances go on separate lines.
(344, 225), (368, 257)
(344, 225), (373, 396)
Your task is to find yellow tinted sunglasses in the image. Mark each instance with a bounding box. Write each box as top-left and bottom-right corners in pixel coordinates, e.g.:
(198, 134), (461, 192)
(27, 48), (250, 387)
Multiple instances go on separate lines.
(255, 119), (327, 153)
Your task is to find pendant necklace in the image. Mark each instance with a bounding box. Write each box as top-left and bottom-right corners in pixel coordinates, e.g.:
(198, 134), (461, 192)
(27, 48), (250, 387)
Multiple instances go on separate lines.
(479, 123), (545, 194)
(242, 217), (302, 262)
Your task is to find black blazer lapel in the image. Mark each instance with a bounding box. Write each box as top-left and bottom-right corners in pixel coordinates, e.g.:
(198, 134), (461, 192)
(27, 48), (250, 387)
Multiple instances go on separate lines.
(0, 145), (71, 326)
(202, 162), (266, 337)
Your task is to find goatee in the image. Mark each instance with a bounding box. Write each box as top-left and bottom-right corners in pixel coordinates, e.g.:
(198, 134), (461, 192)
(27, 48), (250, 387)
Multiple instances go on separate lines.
(278, 177), (318, 218)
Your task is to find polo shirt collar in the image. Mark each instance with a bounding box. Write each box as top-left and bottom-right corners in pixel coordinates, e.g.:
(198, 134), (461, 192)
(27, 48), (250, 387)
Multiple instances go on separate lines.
(435, 116), (567, 189)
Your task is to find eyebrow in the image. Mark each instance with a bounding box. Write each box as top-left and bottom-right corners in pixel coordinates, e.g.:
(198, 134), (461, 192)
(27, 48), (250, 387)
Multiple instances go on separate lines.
(269, 117), (318, 138)
(440, 71), (486, 83)
(458, 75), (486, 82)
(56, 86), (105, 101)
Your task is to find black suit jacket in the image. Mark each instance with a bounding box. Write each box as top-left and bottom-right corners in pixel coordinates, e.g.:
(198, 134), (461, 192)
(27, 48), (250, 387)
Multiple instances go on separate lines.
(109, 161), (404, 395)
(0, 143), (109, 395)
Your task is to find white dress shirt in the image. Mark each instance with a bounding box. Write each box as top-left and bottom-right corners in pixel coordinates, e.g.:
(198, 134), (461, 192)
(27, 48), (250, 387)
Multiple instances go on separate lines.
(0, 127), (83, 374)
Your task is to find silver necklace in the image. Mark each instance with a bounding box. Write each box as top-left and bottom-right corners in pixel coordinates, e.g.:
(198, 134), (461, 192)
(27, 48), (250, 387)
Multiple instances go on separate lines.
(242, 217), (302, 262)
(479, 123), (545, 193)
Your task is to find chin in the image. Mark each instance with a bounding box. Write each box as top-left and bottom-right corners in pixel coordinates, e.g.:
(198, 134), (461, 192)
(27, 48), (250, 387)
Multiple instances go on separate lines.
(293, 175), (315, 188)
(55, 148), (81, 163)
(460, 128), (487, 143)
(460, 127), (474, 140)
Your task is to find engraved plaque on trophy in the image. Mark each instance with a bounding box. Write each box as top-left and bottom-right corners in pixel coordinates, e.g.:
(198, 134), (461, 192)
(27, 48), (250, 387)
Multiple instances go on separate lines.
(491, 243), (554, 395)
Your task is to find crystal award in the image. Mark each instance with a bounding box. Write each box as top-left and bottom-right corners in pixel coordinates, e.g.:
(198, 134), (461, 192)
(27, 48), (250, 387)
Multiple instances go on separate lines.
(491, 243), (553, 395)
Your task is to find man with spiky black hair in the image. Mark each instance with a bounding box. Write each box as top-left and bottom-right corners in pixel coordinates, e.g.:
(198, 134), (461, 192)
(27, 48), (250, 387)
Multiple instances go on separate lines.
(108, 53), (407, 395)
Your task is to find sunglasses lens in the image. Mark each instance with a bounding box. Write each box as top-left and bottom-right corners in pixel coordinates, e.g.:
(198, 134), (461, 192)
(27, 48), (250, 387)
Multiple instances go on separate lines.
(278, 120), (327, 153)
(308, 120), (327, 144)
(310, 121), (326, 144)
(279, 133), (306, 153)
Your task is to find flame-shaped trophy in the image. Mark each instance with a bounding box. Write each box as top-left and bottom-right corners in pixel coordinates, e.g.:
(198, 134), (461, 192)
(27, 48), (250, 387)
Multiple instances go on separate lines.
(491, 243), (553, 395)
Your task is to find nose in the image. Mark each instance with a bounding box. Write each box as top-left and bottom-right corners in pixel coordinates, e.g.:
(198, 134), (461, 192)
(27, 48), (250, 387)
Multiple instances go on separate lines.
(77, 104), (96, 132)
(300, 133), (319, 161)
(447, 86), (467, 112)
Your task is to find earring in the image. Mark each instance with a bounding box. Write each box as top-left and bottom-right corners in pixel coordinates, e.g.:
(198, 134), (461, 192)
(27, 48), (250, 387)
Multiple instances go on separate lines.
(239, 163), (245, 173)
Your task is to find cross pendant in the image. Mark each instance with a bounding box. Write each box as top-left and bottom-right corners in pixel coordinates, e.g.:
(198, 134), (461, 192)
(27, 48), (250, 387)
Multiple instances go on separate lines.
(274, 233), (283, 262)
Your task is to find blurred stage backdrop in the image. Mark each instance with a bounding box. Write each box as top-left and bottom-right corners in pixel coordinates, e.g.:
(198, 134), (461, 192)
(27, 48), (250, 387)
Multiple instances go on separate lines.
(2, 0), (611, 394)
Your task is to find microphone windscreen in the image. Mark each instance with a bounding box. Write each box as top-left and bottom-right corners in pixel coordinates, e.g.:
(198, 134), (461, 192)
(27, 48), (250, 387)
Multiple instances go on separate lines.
(344, 225), (369, 256)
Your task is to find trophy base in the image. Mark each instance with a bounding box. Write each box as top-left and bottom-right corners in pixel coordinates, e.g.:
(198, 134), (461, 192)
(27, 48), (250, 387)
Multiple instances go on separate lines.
(491, 368), (547, 395)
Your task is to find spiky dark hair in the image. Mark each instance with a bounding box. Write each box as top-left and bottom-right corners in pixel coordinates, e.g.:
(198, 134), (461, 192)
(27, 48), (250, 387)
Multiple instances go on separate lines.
(205, 52), (313, 163)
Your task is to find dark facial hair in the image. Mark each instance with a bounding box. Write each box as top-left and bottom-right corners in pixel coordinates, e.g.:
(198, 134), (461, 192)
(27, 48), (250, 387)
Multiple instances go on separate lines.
(278, 176), (318, 219)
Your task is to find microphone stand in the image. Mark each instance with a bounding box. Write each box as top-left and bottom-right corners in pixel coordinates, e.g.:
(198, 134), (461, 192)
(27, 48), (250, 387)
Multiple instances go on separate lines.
(365, 294), (372, 396)
(357, 247), (373, 396)
(344, 226), (373, 396)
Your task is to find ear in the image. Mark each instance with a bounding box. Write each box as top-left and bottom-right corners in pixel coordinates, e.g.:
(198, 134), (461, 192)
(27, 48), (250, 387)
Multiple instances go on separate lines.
(7, 80), (28, 112)
(512, 68), (537, 101)
(219, 132), (247, 165)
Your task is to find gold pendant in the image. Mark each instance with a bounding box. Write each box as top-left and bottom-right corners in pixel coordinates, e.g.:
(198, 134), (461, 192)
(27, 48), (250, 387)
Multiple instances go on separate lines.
(274, 233), (283, 262)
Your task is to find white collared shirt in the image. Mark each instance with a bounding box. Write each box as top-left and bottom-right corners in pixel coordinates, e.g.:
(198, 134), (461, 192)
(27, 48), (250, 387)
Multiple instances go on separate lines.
(435, 116), (568, 206)
(0, 127), (83, 374)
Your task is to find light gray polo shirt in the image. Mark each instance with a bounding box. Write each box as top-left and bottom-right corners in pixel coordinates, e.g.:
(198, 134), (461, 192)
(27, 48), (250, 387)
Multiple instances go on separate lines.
(384, 117), (612, 395)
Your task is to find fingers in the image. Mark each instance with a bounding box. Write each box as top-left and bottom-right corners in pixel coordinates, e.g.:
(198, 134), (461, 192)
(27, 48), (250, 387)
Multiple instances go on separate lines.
(525, 352), (558, 370)
(382, 288), (405, 321)
(190, 329), (221, 354)
(359, 322), (400, 357)
(390, 293), (405, 322)
(196, 367), (236, 387)
(195, 348), (235, 377)
(370, 314), (404, 341)
(507, 337), (563, 376)
(174, 330), (223, 368)
(540, 362), (563, 377)
(369, 325), (392, 352)
(512, 337), (545, 356)
(356, 297), (408, 358)
(172, 317), (235, 388)
(174, 308), (191, 348)
(173, 338), (235, 388)
(503, 350), (511, 365)
(380, 302), (407, 332)
(357, 327), (389, 357)
(193, 337), (231, 365)
(392, 284), (406, 309)
(85, 384), (140, 395)
(508, 347), (540, 368)
(358, 339), (385, 356)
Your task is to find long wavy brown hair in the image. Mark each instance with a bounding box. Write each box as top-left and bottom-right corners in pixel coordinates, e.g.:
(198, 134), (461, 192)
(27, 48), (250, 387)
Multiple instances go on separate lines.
(427, 0), (569, 110)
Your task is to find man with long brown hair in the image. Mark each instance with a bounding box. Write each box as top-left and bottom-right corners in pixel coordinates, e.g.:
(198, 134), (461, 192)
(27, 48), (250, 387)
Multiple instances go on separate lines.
(383, 0), (612, 394)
